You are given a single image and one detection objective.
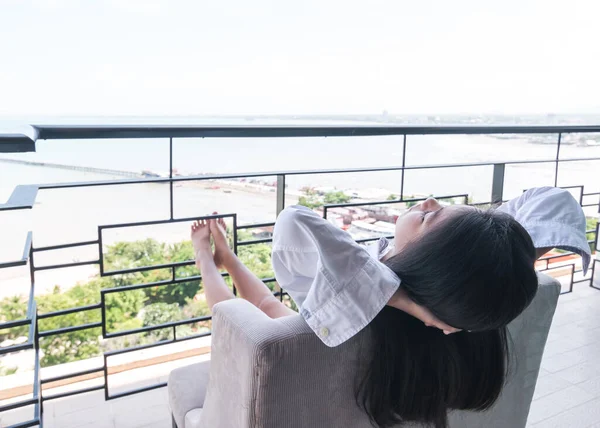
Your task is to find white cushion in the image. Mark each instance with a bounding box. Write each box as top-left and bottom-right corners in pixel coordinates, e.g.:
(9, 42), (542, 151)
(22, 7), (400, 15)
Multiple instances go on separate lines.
(185, 408), (203, 428)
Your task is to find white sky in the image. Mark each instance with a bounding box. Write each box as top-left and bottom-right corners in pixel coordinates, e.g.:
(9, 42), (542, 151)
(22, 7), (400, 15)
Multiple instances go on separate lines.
(1, 0), (600, 116)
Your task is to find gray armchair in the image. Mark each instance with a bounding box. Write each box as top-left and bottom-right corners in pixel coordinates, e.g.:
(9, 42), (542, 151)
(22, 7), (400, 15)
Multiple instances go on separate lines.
(169, 273), (560, 428)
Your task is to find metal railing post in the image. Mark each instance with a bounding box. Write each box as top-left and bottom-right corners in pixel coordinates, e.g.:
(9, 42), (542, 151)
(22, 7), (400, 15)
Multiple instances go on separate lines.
(491, 163), (505, 204)
(169, 137), (174, 220)
(276, 174), (286, 215)
(400, 134), (407, 200)
(554, 133), (562, 187)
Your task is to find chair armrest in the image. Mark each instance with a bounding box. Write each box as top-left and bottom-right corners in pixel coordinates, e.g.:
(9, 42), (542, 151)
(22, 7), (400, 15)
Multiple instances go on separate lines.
(198, 299), (307, 427)
(168, 360), (210, 428)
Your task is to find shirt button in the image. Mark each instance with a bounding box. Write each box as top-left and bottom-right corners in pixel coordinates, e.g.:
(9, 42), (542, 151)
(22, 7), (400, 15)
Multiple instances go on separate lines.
(320, 327), (329, 337)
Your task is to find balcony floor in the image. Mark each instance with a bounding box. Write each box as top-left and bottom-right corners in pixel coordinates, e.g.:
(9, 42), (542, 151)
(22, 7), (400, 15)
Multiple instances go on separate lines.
(527, 284), (600, 428)
(2, 284), (600, 428)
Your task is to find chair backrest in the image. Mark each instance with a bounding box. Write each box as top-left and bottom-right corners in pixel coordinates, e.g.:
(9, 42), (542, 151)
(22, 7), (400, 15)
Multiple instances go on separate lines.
(199, 273), (560, 428)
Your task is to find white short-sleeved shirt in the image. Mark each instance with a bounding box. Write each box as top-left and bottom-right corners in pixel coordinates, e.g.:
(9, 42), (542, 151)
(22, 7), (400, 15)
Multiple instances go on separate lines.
(271, 205), (399, 347)
(271, 187), (591, 347)
(496, 186), (591, 274)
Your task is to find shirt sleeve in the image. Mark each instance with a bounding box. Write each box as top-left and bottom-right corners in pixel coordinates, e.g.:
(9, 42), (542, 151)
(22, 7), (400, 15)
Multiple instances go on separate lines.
(272, 205), (401, 347)
(497, 187), (592, 274)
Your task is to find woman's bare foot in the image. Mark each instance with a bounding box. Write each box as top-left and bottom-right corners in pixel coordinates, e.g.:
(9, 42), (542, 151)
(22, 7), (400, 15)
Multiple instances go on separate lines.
(191, 220), (213, 270)
(209, 213), (235, 269)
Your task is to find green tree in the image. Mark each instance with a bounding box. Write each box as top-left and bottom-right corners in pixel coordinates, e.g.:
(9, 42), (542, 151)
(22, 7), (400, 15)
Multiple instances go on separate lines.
(142, 302), (182, 340)
(238, 245), (274, 279)
(104, 239), (200, 305)
(104, 239), (166, 270)
(298, 190), (351, 209)
(298, 195), (322, 209)
(323, 191), (351, 204)
(0, 234), (286, 369)
(143, 302), (181, 327)
(181, 298), (210, 318)
(587, 217), (598, 252)
(0, 363), (18, 376)
(404, 196), (418, 208)
(104, 287), (146, 333)
(36, 282), (103, 366)
(234, 230), (275, 291)
(387, 194), (397, 201)
(0, 296), (28, 341)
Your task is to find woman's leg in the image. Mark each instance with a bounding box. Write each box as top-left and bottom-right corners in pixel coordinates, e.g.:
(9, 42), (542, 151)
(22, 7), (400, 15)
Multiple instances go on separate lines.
(210, 218), (296, 319)
(191, 220), (234, 311)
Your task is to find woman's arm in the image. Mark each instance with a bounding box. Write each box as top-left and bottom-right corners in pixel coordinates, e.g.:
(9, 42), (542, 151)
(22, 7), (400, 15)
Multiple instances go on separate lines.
(272, 205), (401, 347)
(215, 250), (296, 318)
(387, 288), (461, 335)
(193, 218), (295, 318)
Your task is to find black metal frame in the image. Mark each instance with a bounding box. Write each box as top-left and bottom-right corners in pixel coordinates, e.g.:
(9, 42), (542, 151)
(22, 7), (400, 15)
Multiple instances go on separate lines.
(1, 125), (599, 428)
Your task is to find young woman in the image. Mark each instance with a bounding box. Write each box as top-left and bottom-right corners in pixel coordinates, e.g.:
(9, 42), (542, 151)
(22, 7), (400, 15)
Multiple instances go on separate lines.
(190, 186), (591, 428)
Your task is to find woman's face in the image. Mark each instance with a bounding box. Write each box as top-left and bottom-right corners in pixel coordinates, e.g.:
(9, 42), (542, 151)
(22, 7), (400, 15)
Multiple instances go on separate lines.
(394, 198), (475, 253)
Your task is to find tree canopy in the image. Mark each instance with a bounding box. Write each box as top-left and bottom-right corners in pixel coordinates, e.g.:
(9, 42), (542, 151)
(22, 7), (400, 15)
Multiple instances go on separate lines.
(1, 233), (278, 368)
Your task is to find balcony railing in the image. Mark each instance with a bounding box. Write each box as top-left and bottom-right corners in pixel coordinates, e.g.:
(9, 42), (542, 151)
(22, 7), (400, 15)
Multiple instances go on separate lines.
(1, 124), (599, 428)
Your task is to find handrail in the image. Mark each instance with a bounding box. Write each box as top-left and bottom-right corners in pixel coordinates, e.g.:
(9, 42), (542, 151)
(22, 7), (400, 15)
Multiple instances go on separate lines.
(29, 124), (600, 139)
(0, 130), (37, 153)
(0, 124), (600, 150)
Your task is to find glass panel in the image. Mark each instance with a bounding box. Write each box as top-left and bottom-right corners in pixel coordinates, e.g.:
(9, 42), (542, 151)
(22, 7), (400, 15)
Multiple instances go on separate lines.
(405, 134), (558, 166)
(173, 174), (277, 225)
(557, 160), (600, 194)
(173, 135), (405, 174)
(106, 335), (211, 397)
(503, 163), (556, 200)
(403, 165), (492, 203)
(558, 132), (600, 160)
(32, 183), (170, 247)
(0, 138), (169, 189)
(39, 326), (102, 368)
(0, 265), (30, 308)
(0, 210), (30, 263)
(34, 244), (99, 268)
(34, 265), (101, 300)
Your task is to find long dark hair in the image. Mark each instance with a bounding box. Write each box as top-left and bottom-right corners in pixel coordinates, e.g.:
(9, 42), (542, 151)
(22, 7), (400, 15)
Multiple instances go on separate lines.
(357, 209), (538, 428)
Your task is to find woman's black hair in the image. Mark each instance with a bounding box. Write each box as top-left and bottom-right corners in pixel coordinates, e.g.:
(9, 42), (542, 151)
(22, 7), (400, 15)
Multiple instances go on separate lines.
(356, 208), (538, 428)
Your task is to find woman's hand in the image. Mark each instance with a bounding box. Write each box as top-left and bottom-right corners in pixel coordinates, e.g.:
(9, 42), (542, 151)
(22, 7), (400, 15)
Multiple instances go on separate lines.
(387, 288), (461, 335)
